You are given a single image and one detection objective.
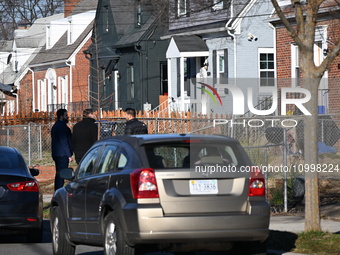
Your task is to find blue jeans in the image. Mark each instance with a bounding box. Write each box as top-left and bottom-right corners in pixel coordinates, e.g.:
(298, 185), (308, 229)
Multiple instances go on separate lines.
(53, 156), (69, 191)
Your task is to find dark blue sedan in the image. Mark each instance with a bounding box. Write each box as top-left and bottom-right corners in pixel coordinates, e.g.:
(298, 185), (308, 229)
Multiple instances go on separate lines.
(0, 146), (43, 243)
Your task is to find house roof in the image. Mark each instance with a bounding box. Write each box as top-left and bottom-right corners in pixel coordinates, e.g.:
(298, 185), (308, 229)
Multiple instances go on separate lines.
(15, 14), (64, 48)
(269, 0), (340, 23)
(0, 40), (14, 52)
(114, 16), (157, 47)
(166, 35), (209, 58)
(29, 0), (97, 66)
(110, 0), (137, 37)
(29, 22), (93, 66)
(69, 0), (98, 15)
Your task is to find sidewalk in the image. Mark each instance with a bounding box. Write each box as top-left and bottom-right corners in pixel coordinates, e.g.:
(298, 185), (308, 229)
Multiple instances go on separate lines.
(270, 215), (340, 233)
(269, 216), (340, 255)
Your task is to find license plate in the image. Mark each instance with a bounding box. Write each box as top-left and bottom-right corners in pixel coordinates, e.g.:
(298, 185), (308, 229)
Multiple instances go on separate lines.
(189, 179), (218, 195)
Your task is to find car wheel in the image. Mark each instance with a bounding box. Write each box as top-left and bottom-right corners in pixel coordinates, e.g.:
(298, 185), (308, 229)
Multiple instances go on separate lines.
(26, 224), (43, 243)
(104, 212), (135, 255)
(51, 206), (75, 255)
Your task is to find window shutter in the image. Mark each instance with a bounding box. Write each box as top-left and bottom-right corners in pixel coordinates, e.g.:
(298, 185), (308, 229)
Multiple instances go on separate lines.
(223, 49), (228, 79)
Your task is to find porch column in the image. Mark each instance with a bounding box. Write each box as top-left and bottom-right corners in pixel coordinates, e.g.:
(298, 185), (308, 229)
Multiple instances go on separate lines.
(167, 58), (172, 115)
(180, 57), (185, 112)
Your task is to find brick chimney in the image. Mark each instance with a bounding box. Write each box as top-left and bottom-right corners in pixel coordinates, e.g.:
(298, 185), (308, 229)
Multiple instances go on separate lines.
(64, 0), (81, 17)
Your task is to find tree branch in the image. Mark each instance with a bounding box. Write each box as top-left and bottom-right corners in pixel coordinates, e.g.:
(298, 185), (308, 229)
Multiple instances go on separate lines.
(271, 0), (305, 49)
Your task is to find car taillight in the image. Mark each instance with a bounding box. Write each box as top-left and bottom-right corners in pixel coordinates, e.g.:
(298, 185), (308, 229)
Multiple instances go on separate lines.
(7, 181), (39, 192)
(130, 168), (159, 198)
(248, 167), (265, 197)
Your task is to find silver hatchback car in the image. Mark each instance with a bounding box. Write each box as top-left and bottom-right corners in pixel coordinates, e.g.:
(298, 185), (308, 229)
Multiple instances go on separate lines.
(50, 134), (269, 255)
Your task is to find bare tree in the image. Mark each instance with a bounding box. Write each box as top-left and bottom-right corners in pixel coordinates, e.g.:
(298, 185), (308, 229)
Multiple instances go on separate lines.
(270, 0), (340, 231)
(0, 0), (64, 40)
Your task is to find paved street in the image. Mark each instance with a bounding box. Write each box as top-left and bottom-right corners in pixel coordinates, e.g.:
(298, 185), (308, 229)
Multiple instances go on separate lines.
(2, 216), (339, 255)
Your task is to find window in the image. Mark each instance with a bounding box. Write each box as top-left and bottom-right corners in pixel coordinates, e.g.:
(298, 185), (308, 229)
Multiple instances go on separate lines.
(291, 44), (300, 87)
(38, 79), (47, 111)
(46, 26), (51, 49)
(177, 0), (188, 17)
(136, 4), (142, 27)
(144, 142), (243, 169)
(217, 51), (224, 78)
(127, 64), (135, 101)
(213, 49), (228, 79)
(96, 145), (118, 174)
(212, 0), (223, 10)
(77, 147), (102, 178)
(117, 152), (128, 169)
(103, 5), (109, 33)
(67, 20), (72, 45)
(259, 49), (275, 86)
(58, 76), (68, 105)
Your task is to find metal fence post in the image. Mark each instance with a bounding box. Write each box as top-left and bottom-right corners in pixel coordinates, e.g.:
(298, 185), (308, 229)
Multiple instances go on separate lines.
(283, 129), (288, 213)
(6, 128), (9, 147)
(39, 124), (43, 160)
(264, 147), (269, 201)
(28, 123), (31, 166)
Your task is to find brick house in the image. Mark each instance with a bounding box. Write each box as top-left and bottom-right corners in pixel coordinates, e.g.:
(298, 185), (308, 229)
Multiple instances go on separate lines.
(269, 0), (340, 115)
(26, 0), (97, 114)
(269, 0), (340, 150)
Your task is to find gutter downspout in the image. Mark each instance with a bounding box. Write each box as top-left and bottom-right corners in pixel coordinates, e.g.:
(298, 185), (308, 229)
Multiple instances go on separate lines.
(134, 43), (143, 110)
(27, 68), (35, 112)
(226, 0), (236, 138)
(65, 61), (72, 112)
(226, 0), (236, 83)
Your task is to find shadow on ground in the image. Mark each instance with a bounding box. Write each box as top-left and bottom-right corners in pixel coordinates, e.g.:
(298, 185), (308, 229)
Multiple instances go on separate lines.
(267, 230), (298, 253)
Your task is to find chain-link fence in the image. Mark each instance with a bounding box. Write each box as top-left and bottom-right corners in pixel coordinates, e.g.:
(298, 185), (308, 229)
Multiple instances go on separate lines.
(1, 115), (339, 175)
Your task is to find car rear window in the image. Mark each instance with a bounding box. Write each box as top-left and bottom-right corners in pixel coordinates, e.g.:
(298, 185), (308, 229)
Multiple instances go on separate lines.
(144, 141), (245, 169)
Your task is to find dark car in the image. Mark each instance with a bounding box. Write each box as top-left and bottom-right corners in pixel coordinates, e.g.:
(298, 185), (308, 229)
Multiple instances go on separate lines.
(0, 146), (43, 243)
(50, 134), (270, 255)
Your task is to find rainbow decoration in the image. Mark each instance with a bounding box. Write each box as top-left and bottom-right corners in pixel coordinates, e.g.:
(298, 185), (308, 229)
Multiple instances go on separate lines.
(197, 82), (223, 106)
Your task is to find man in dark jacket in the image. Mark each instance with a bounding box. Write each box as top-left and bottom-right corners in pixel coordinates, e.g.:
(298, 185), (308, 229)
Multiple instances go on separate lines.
(124, 108), (148, 135)
(72, 109), (98, 164)
(51, 109), (73, 191)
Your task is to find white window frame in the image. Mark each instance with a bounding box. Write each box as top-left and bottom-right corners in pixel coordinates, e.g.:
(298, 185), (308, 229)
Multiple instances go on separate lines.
(46, 26), (51, 49)
(38, 79), (47, 111)
(212, 0), (223, 10)
(67, 20), (72, 45)
(58, 76), (68, 105)
(258, 48), (275, 87)
(178, 0), (187, 17)
(291, 44), (300, 87)
(216, 50), (225, 78)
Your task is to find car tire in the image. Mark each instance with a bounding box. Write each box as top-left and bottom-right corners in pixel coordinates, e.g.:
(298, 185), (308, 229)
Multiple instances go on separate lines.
(51, 206), (75, 255)
(104, 212), (135, 255)
(26, 224), (43, 243)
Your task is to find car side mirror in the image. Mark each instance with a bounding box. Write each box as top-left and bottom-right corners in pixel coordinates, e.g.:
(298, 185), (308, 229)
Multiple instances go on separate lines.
(60, 168), (75, 181)
(29, 168), (40, 176)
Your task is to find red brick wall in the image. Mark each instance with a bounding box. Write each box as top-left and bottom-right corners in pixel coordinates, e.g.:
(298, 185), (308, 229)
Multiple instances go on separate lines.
(35, 166), (55, 182)
(72, 39), (92, 103)
(275, 19), (340, 114)
(64, 0), (81, 17)
(22, 37), (92, 112)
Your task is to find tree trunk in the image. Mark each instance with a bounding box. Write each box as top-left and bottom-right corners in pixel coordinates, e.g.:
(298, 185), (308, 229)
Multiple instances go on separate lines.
(303, 74), (321, 231)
